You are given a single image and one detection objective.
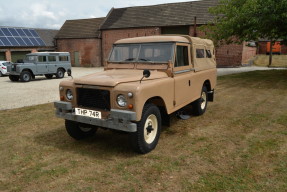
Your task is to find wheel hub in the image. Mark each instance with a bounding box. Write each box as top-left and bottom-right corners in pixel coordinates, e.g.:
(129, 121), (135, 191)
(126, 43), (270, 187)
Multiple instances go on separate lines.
(144, 114), (158, 144)
(146, 122), (154, 134)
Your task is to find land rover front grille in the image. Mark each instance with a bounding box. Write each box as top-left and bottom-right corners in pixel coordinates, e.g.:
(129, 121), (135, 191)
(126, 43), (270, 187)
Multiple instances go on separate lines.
(77, 88), (110, 111)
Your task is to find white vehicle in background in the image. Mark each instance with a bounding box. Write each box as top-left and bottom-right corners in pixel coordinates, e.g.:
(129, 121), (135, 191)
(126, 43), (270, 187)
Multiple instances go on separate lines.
(0, 61), (13, 77)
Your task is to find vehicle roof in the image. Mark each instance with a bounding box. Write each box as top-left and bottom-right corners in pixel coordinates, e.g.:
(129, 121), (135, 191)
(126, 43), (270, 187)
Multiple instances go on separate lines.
(114, 35), (214, 46)
(26, 52), (70, 56)
(115, 35), (189, 44)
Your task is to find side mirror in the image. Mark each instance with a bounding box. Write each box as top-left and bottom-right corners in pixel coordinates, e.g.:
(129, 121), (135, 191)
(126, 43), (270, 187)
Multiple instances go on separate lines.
(143, 69), (150, 78)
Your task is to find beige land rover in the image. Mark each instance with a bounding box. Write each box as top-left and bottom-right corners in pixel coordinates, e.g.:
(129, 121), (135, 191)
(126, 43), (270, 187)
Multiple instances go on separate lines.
(54, 35), (217, 154)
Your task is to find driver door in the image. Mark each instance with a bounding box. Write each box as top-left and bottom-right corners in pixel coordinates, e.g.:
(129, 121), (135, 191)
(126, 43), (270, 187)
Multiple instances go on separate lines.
(173, 43), (192, 107)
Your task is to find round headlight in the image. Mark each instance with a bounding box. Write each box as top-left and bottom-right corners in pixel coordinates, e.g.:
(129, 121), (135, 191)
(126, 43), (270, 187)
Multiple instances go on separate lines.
(117, 94), (127, 107)
(66, 89), (73, 100)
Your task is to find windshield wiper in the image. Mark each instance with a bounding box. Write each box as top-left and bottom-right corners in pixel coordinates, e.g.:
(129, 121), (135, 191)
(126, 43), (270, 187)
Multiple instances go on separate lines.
(124, 58), (136, 61)
(138, 58), (154, 63)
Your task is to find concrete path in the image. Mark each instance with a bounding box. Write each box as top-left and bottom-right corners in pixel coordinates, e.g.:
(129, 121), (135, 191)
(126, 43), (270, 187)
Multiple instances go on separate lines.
(217, 66), (286, 76)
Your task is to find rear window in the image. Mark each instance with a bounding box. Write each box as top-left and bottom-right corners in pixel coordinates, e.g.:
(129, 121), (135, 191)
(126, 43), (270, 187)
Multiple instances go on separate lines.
(196, 49), (205, 58)
(59, 56), (69, 61)
(206, 50), (212, 58)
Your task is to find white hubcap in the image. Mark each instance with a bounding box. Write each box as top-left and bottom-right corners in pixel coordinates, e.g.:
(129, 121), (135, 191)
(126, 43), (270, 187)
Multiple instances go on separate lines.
(201, 91), (207, 110)
(144, 114), (158, 144)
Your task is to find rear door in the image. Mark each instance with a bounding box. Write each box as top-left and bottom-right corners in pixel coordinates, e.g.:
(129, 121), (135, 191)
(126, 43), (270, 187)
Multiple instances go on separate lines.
(47, 55), (58, 73)
(36, 56), (48, 73)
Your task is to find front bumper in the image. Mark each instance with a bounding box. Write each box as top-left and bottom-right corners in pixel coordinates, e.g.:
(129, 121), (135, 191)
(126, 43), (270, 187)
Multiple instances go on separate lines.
(54, 101), (137, 132)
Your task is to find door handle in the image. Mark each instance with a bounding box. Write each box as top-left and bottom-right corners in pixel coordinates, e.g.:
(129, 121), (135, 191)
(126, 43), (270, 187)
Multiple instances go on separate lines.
(189, 80), (191, 86)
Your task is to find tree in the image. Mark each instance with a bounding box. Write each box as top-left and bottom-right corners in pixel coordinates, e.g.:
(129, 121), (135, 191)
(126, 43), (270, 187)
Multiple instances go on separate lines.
(202, 0), (287, 66)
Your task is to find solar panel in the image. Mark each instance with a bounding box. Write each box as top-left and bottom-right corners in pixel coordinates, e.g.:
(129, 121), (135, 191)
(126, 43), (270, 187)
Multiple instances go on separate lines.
(0, 27), (46, 47)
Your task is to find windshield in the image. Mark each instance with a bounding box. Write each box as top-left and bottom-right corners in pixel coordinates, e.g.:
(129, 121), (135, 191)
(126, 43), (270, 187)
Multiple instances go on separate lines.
(109, 43), (174, 63)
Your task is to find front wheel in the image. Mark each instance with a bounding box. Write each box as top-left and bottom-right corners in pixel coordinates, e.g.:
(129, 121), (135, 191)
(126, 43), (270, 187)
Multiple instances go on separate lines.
(192, 85), (208, 116)
(9, 75), (20, 82)
(130, 103), (161, 154)
(65, 120), (97, 140)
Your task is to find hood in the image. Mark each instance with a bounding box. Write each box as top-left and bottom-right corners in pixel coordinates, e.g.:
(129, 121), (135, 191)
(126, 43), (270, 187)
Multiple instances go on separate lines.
(74, 69), (168, 87)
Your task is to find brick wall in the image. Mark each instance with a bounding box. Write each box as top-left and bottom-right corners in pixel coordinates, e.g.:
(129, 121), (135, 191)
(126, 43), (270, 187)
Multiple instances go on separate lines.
(101, 26), (254, 67)
(56, 38), (102, 67)
(101, 27), (161, 63)
(241, 42), (257, 65)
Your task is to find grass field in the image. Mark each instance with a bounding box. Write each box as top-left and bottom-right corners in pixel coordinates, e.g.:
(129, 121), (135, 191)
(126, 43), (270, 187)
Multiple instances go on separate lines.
(0, 70), (287, 192)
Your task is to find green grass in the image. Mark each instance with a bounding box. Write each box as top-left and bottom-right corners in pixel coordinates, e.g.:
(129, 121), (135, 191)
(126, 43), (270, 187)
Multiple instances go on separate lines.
(0, 70), (287, 192)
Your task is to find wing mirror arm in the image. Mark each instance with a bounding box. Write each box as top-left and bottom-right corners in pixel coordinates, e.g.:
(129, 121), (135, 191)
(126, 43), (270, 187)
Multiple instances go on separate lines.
(140, 69), (150, 84)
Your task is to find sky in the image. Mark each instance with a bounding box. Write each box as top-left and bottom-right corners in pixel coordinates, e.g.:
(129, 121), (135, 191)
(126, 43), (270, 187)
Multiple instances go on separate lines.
(0, 0), (196, 30)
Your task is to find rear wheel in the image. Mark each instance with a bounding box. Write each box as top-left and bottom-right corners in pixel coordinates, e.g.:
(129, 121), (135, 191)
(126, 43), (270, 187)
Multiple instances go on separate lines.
(56, 69), (65, 78)
(0, 71), (3, 77)
(65, 120), (97, 140)
(192, 85), (208, 116)
(20, 71), (32, 82)
(45, 74), (53, 79)
(9, 75), (20, 82)
(130, 103), (161, 154)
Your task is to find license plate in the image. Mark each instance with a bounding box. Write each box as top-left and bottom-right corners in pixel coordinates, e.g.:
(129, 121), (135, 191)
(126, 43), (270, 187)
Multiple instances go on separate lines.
(75, 108), (101, 119)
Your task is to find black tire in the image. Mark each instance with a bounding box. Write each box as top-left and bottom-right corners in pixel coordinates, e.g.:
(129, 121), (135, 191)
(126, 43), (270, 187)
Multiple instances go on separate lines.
(192, 85), (208, 116)
(45, 74), (53, 79)
(56, 69), (65, 79)
(9, 75), (20, 82)
(130, 103), (161, 154)
(20, 71), (32, 82)
(65, 120), (97, 140)
(0, 71), (3, 77)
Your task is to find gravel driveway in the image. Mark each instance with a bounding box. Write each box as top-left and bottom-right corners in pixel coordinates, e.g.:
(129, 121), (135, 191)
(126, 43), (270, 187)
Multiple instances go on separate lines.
(0, 67), (103, 110)
(1, 66), (285, 110)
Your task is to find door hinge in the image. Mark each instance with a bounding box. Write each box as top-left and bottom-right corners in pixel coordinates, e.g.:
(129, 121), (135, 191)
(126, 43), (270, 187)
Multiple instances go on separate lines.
(173, 100), (176, 106)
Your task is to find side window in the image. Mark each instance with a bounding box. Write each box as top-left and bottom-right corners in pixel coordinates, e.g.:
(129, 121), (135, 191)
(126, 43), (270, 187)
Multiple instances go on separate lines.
(48, 56), (56, 62)
(59, 56), (69, 61)
(206, 50), (212, 58)
(38, 56), (47, 62)
(196, 49), (205, 58)
(175, 46), (189, 67)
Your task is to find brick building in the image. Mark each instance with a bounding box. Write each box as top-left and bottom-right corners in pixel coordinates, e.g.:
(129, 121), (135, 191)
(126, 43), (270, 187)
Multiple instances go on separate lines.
(55, 18), (104, 67)
(0, 27), (58, 62)
(56, 0), (257, 67)
(99, 0), (256, 67)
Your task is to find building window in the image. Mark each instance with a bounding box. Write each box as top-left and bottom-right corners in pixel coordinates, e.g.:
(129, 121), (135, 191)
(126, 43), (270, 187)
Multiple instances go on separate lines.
(175, 46), (189, 67)
(196, 49), (205, 58)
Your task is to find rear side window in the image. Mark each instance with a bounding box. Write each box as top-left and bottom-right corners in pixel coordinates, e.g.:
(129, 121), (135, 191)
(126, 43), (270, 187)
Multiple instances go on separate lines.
(206, 50), (212, 58)
(48, 56), (56, 62)
(59, 56), (69, 61)
(175, 46), (189, 67)
(196, 49), (205, 58)
(38, 56), (47, 62)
